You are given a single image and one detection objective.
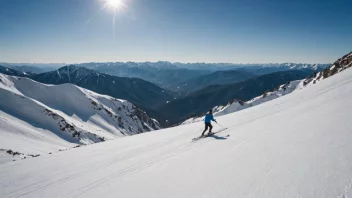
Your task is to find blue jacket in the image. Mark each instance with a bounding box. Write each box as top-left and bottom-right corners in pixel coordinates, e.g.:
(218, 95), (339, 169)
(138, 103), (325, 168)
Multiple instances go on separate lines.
(204, 113), (216, 123)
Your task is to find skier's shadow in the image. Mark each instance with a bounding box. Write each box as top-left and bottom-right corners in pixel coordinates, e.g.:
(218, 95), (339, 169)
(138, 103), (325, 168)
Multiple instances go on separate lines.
(208, 134), (230, 140)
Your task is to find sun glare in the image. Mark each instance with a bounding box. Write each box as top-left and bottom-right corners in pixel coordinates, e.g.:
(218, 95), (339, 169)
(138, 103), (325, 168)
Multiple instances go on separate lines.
(105, 0), (125, 10)
(101, 0), (127, 36)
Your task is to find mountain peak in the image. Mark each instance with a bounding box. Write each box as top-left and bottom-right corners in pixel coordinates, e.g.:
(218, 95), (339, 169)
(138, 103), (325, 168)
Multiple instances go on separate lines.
(58, 65), (93, 73)
(55, 65), (102, 81)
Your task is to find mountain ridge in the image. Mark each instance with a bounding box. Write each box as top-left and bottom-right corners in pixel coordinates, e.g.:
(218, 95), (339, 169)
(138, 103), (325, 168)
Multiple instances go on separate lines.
(172, 70), (257, 92)
(29, 65), (175, 124)
(158, 70), (310, 124)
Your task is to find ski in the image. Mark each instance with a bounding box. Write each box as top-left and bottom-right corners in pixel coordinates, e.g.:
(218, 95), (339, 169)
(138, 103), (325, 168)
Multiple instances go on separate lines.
(192, 128), (228, 141)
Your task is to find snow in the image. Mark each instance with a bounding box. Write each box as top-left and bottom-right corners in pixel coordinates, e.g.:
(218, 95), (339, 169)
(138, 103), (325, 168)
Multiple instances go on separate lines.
(0, 74), (160, 163)
(0, 110), (74, 164)
(1, 65), (352, 197)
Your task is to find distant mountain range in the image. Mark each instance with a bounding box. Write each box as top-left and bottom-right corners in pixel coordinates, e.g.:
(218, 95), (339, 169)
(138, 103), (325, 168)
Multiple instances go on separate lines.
(77, 62), (328, 91)
(174, 62), (329, 71)
(173, 70), (257, 93)
(0, 62), (329, 126)
(0, 63), (64, 73)
(77, 62), (211, 90)
(1, 62), (328, 92)
(157, 70), (310, 124)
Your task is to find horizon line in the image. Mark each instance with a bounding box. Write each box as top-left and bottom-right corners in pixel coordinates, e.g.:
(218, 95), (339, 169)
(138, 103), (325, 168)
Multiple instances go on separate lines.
(0, 61), (331, 66)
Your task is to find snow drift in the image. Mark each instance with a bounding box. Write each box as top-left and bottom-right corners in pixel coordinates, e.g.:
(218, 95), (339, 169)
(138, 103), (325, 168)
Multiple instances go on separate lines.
(1, 56), (352, 197)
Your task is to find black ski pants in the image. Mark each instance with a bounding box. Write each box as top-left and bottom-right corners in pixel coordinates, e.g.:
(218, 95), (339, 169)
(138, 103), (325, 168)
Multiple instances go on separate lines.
(202, 122), (213, 135)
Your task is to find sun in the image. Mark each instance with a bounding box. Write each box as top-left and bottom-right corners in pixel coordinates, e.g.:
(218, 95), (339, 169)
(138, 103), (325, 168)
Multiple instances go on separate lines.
(105, 0), (125, 10)
(101, 0), (127, 36)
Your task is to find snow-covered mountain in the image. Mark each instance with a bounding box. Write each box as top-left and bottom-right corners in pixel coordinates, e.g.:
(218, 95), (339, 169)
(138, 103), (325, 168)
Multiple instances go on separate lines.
(0, 55), (351, 198)
(174, 62), (329, 71)
(29, 66), (174, 125)
(0, 74), (160, 163)
(303, 51), (352, 86)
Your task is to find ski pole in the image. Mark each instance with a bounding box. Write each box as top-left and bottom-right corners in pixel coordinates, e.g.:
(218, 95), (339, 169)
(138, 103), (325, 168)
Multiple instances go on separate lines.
(215, 121), (227, 129)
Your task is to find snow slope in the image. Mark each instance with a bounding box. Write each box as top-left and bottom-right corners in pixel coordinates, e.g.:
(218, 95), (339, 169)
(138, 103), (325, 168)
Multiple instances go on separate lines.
(1, 60), (352, 197)
(0, 74), (160, 163)
(0, 110), (75, 164)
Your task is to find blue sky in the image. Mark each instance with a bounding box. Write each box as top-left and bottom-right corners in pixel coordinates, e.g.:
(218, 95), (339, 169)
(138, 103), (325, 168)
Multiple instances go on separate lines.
(0, 0), (350, 64)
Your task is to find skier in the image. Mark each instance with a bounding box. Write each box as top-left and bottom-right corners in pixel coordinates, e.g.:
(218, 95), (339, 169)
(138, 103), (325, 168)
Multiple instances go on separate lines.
(202, 109), (216, 136)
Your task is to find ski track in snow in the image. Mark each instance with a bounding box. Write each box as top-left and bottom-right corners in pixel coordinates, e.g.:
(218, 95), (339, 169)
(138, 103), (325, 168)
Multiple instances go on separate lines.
(4, 129), (231, 198)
